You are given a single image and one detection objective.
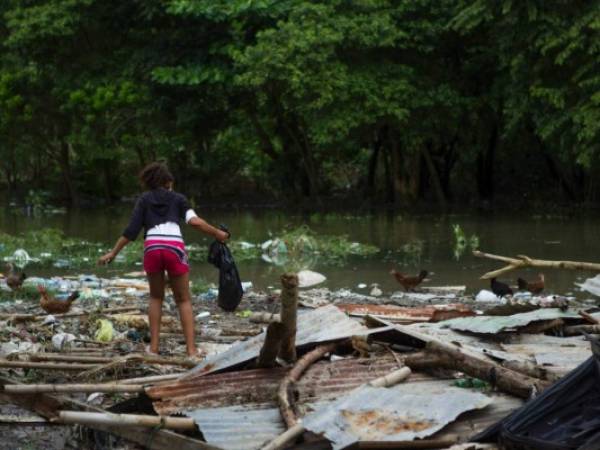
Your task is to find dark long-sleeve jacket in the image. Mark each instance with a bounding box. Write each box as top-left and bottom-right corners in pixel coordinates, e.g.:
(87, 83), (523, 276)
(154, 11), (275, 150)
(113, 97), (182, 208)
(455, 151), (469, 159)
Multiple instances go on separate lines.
(122, 188), (192, 241)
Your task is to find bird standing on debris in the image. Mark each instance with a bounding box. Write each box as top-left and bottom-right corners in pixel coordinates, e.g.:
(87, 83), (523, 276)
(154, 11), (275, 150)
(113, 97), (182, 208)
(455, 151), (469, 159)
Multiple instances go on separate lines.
(517, 273), (545, 294)
(490, 278), (513, 298)
(390, 269), (428, 291)
(5, 263), (26, 290)
(38, 285), (79, 314)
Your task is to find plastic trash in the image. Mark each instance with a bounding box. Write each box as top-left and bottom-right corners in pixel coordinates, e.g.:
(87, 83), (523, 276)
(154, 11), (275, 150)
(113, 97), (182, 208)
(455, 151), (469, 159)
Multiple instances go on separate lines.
(475, 289), (503, 303)
(53, 259), (70, 269)
(208, 230), (243, 312)
(357, 283), (367, 289)
(199, 288), (218, 301)
(52, 333), (76, 350)
(94, 319), (114, 342)
(195, 311), (211, 321)
(241, 281), (253, 292)
(370, 284), (383, 297)
(297, 270), (326, 288)
(42, 315), (57, 325)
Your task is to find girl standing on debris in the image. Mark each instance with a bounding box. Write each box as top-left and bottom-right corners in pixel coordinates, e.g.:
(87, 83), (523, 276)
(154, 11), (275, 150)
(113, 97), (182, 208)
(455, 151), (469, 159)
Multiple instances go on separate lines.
(98, 162), (229, 358)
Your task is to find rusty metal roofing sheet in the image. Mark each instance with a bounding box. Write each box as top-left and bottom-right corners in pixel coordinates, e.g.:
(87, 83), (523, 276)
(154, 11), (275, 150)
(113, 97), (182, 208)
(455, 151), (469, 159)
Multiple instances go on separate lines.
(302, 382), (492, 450)
(336, 303), (475, 323)
(183, 379), (501, 450)
(441, 308), (580, 334)
(182, 304), (368, 378)
(149, 355), (403, 415)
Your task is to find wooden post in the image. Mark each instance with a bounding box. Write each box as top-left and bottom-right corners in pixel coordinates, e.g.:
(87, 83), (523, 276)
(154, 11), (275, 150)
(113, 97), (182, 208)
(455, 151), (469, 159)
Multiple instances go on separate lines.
(256, 322), (286, 368)
(0, 361), (98, 371)
(279, 273), (299, 363)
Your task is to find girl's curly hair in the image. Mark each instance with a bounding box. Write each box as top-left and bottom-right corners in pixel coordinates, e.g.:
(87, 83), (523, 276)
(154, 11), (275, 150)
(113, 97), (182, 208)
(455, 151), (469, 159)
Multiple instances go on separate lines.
(139, 162), (174, 190)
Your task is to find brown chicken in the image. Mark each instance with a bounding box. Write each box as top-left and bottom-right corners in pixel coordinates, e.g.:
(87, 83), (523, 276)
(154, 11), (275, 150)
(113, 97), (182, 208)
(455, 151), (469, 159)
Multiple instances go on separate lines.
(38, 286), (79, 314)
(517, 274), (545, 294)
(5, 263), (26, 290)
(390, 269), (428, 291)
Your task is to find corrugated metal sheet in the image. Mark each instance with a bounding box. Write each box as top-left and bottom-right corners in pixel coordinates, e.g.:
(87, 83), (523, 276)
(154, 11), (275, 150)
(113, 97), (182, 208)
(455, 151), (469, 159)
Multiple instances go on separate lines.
(182, 379), (504, 450)
(187, 404), (284, 450)
(182, 304), (368, 378)
(501, 334), (590, 375)
(149, 355), (404, 414)
(441, 308), (580, 334)
(336, 303), (475, 323)
(302, 382), (492, 450)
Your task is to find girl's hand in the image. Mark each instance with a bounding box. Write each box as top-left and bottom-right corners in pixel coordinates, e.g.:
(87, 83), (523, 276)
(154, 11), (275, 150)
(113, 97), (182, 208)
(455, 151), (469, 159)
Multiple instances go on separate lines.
(215, 230), (230, 243)
(98, 251), (116, 265)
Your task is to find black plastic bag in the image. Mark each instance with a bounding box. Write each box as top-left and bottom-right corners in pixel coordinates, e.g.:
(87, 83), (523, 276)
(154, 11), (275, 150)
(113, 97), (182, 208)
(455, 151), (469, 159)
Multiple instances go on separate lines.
(208, 237), (243, 312)
(474, 336), (600, 450)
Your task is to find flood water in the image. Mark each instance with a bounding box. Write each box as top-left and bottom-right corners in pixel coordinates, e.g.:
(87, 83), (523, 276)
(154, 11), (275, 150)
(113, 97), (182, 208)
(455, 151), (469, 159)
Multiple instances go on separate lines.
(1, 205), (599, 297)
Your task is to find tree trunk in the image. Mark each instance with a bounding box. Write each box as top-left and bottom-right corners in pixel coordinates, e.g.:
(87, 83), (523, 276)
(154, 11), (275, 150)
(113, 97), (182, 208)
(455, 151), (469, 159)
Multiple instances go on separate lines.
(422, 143), (447, 208)
(57, 142), (79, 207)
(476, 123), (497, 202)
(365, 136), (381, 199)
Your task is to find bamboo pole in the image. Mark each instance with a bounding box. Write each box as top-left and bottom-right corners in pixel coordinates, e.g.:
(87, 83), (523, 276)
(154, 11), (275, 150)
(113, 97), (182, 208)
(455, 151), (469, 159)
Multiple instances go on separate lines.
(3, 383), (144, 394)
(116, 373), (181, 385)
(56, 411), (196, 430)
(0, 306), (141, 323)
(473, 250), (600, 279)
(0, 360), (98, 371)
(29, 354), (114, 364)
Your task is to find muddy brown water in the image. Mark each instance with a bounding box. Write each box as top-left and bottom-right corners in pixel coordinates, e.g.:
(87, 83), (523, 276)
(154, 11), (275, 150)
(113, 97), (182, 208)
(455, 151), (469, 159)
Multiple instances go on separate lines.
(1, 206), (599, 298)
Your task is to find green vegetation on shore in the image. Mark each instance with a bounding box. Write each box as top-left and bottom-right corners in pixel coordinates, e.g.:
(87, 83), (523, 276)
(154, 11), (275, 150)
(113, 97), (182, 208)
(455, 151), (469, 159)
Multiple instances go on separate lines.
(0, 1), (598, 208)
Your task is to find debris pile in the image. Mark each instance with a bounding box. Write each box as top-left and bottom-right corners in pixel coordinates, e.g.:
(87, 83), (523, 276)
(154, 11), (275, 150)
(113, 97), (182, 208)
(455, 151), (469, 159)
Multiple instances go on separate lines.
(0, 267), (599, 450)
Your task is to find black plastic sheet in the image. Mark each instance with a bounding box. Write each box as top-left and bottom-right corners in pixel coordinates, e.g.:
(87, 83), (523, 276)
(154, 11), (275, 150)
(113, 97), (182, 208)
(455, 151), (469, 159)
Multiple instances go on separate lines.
(475, 337), (600, 450)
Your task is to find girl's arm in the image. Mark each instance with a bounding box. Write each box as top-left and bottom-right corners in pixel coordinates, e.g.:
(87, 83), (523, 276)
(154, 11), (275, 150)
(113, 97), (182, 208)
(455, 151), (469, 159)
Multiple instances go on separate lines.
(98, 236), (130, 265)
(188, 216), (229, 242)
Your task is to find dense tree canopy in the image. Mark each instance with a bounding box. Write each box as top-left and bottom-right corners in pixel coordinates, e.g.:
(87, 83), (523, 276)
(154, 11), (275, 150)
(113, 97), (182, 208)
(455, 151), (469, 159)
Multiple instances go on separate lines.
(1, 0), (598, 208)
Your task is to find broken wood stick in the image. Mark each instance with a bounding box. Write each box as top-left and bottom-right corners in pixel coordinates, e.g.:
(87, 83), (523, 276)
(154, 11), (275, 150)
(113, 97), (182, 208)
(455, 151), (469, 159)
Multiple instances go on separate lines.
(29, 354), (115, 364)
(56, 411), (196, 430)
(0, 360), (99, 371)
(473, 250), (600, 279)
(77, 354), (195, 380)
(425, 340), (549, 398)
(579, 311), (599, 324)
(279, 273), (299, 363)
(0, 306), (141, 323)
(278, 343), (338, 428)
(2, 383), (144, 394)
(347, 436), (458, 449)
(262, 366), (411, 450)
(249, 312), (281, 324)
(563, 324), (600, 336)
(257, 322), (286, 368)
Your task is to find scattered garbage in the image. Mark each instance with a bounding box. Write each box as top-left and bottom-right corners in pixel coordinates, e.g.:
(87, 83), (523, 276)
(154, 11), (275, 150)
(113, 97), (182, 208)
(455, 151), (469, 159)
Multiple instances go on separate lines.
(94, 319), (114, 342)
(297, 269), (326, 288)
(52, 333), (76, 350)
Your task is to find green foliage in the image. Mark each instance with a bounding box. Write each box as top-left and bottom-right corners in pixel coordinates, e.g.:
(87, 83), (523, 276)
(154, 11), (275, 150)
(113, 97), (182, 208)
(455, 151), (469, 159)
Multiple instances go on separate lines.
(0, 0), (599, 206)
(452, 224), (479, 260)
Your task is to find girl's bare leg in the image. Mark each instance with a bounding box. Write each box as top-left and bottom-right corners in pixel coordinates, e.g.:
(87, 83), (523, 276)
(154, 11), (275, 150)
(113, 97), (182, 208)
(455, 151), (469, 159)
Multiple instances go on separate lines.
(147, 272), (165, 354)
(169, 272), (198, 356)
